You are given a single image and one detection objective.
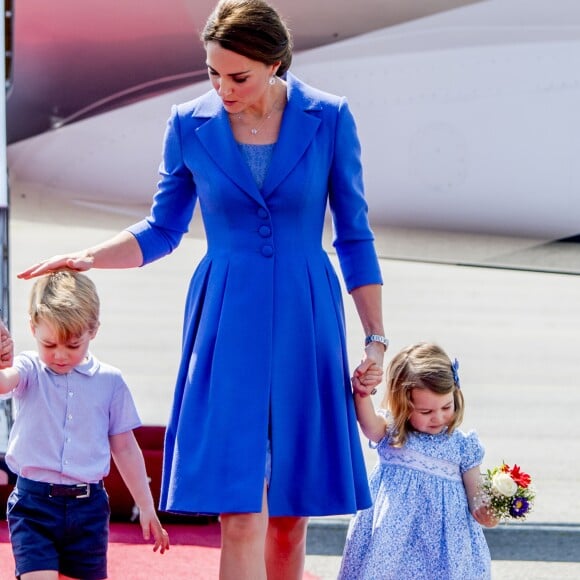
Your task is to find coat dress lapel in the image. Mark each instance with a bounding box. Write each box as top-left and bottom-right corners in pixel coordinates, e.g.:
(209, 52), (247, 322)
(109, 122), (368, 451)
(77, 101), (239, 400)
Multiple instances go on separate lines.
(193, 74), (322, 204)
(194, 93), (263, 205)
(262, 73), (322, 198)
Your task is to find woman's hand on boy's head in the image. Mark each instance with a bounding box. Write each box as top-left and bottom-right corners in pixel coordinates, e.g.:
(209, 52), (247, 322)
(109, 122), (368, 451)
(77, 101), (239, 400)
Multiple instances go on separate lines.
(17, 252), (94, 280)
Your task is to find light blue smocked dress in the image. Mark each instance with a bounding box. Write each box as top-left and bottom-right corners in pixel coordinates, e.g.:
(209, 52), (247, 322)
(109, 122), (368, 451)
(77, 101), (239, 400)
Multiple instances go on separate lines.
(338, 417), (491, 580)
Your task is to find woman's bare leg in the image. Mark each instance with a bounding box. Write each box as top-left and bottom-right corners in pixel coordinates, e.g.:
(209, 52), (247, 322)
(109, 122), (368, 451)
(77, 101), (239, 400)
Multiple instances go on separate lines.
(265, 514), (309, 580)
(219, 484), (269, 580)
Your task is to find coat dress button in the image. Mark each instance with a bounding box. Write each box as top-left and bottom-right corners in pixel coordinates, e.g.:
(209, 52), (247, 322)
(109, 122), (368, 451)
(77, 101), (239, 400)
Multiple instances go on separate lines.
(261, 245), (274, 257)
(258, 225), (272, 237)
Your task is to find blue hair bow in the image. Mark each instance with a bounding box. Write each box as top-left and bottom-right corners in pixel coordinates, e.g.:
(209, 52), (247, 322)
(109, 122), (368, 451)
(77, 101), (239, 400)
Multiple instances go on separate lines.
(451, 358), (461, 389)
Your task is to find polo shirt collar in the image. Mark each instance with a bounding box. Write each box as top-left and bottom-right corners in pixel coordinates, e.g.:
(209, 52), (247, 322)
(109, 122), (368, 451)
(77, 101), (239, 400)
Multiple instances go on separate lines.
(44, 352), (99, 377)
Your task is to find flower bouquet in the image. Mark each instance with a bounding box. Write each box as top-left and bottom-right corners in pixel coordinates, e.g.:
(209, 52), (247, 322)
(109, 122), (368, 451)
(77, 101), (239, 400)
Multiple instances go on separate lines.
(479, 462), (535, 522)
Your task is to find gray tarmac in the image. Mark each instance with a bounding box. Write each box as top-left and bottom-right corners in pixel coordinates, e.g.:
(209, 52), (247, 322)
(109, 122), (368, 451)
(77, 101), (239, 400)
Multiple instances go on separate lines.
(305, 519), (580, 579)
(6, 189), (580, 578)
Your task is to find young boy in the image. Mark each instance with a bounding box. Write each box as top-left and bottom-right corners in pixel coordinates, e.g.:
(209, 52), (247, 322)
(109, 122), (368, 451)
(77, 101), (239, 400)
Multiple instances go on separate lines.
(0, 271), (169, 579)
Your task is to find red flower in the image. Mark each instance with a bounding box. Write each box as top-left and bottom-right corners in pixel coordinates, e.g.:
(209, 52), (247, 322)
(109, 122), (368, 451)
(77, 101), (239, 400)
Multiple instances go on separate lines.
(500, 463), (510, 473)
(509, 464), (532, 488)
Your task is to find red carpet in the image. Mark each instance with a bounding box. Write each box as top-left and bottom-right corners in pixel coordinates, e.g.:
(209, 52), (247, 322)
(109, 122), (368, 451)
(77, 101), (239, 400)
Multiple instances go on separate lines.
(0, 521), (320, 579)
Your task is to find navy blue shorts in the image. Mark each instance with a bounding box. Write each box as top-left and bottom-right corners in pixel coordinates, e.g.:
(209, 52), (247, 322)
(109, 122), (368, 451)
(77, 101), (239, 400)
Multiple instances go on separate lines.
(7, 477), (110, 579)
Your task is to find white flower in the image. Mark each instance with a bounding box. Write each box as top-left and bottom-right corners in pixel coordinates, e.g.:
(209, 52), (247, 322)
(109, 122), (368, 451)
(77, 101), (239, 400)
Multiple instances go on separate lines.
(491, 472), (518, 497)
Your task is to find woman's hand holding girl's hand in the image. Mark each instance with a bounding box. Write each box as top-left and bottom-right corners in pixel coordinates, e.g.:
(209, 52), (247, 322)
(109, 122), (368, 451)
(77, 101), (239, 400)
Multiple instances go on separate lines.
(18, 252), (95, 279)
(352, 342), (385, 397)
(351, 365), (383, 397)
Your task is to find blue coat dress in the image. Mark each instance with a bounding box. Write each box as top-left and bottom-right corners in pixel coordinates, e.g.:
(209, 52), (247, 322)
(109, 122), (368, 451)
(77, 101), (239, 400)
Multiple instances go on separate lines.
(127, 73), (383, 517)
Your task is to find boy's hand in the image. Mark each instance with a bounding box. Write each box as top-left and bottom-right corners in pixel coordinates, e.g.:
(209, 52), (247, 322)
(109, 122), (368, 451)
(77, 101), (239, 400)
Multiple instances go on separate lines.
(0, 320), (14, 368)
(139, 506), (170, 554)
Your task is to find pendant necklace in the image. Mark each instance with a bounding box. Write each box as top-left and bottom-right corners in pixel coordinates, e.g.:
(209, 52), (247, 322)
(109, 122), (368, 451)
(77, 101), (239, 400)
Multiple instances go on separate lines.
(249, 111), (273, 135)
(234, 98), (280, 136)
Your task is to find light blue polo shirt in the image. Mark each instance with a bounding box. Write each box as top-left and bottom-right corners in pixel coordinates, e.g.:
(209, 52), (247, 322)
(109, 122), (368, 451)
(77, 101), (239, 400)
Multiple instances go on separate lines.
(3, 351), (141, 484)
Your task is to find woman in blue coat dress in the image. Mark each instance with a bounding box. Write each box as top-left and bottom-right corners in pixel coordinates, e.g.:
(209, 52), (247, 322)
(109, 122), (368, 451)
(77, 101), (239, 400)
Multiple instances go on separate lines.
(18, 0), (387, 577)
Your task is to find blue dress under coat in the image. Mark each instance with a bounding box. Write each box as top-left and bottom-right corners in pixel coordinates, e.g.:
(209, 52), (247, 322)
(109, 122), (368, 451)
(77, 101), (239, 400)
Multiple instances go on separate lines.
(127, 73), (383, 516)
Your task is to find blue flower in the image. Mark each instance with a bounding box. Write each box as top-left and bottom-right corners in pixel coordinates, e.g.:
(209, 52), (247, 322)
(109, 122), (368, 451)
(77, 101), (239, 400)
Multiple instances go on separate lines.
(509, 497), (530, 518)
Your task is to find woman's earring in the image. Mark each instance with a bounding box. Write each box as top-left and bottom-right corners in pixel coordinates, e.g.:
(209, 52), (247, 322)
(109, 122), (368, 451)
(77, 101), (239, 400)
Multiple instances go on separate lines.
(269, 76), (276, 85)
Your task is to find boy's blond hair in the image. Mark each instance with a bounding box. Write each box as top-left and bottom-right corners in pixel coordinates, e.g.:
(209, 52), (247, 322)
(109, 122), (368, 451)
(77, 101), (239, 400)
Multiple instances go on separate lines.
(28, 271), (100, 342)
(382, 342), (465, 447)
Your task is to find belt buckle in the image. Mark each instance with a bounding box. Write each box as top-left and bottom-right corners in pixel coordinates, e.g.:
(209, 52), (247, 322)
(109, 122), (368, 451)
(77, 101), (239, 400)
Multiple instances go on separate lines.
(75, 484), (91, 499)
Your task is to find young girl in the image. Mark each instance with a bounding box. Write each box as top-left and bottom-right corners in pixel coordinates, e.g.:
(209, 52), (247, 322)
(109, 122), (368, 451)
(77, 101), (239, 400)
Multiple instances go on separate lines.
(339, 342), (498, 580)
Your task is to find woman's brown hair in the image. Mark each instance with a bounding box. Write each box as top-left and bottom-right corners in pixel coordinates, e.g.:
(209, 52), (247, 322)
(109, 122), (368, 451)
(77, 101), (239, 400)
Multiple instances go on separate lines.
(202, 0), (293, 76)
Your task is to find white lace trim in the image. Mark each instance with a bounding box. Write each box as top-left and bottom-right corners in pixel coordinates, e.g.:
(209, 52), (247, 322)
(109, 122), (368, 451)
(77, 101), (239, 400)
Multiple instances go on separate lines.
(380, 445), (461, 482)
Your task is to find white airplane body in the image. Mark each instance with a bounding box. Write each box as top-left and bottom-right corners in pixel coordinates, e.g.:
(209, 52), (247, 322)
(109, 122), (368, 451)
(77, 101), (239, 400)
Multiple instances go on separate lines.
(4, 0), (580, 469)
(295, 0), (580, 238)
(5, 0), (580, 239)
(6, 0), (475, 143)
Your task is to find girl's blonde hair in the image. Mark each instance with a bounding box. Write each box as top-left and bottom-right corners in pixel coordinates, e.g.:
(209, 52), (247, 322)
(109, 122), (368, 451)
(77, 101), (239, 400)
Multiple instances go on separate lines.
(29, 271), (100, 342)
(382, 342), (464, 447)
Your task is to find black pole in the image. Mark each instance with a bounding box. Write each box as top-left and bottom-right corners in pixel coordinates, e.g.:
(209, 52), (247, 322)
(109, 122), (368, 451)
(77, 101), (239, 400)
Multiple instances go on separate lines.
(0, 0), (13, 450)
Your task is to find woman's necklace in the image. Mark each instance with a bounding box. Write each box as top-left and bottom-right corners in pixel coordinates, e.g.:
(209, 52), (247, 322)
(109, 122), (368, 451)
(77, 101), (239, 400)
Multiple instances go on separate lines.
(233, 98), (280, 136)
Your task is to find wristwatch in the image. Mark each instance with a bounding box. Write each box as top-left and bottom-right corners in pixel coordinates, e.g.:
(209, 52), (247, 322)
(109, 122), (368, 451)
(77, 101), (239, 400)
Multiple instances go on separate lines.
(365, 334), (389, 350)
